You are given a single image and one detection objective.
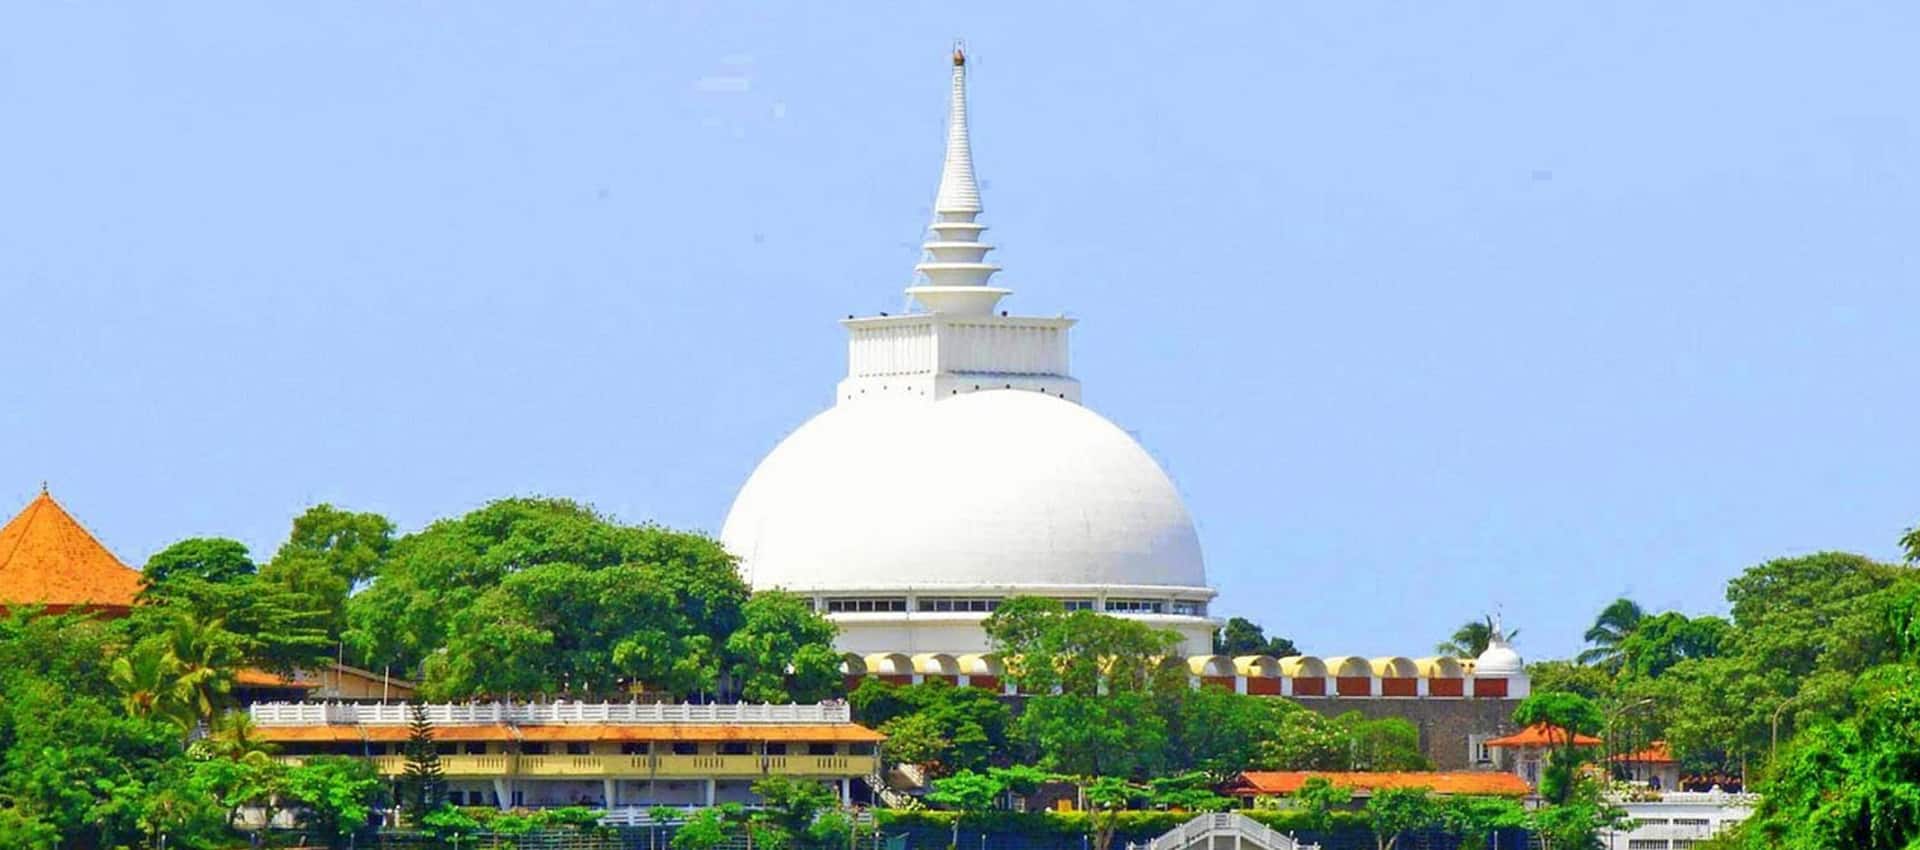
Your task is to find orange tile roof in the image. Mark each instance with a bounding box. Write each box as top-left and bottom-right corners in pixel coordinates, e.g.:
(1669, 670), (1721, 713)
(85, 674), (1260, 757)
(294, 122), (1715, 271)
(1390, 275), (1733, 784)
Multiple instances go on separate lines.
(1226, 771), (1532, 798)
(234, 668), (317, 689)
(255, 723), (886, 744)
(1607, 741), (1674, 764)
(1484, 723), (1602, 749)
(0, 490), (143, 614)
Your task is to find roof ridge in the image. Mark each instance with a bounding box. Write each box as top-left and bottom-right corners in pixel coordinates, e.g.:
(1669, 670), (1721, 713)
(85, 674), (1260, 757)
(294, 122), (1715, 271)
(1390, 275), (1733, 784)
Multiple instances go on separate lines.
(0, 494), (49, 571)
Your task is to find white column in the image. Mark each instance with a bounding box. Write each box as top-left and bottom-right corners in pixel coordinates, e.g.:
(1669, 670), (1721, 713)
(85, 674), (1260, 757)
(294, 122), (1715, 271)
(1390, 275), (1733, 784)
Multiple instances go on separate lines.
(704, 778), (717, 806)
(605, 778), (618, 808)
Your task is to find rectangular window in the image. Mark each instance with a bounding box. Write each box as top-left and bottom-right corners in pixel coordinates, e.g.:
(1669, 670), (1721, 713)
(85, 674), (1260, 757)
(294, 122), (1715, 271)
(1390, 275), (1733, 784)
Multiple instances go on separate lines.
(764, 743), (788, 755)
(437, 742), (459, 755)
(1627, 841), (1668, 850)
(672, 743), (699, 756)
(465, 742), (488, 755)
(566, 742), (591, 755)
(1169, 600), (1207, 616)
(849, 743), (876, 755)
(916, 597), (1001, 612)
(621, 742), (650, 755)
(521, 743), (549, 755)
(1060, 599), (1096, 611)
(1104, 599), (1167, 614)
(1673, 818), (1711, 826)
(719, 742), (751, 755)
(825, 597), (908, 613)
(1467, 734), (1491, 765)
(807, 743), (836, 756)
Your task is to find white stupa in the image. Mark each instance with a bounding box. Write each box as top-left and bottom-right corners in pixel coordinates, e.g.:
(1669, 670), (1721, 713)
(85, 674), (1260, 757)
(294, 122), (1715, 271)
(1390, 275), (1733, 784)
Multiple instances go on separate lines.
(721, 48), (1216, 658)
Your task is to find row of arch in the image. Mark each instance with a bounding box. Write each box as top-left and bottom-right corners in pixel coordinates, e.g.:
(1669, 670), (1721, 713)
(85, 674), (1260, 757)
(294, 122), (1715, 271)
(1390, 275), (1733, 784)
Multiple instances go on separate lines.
(841, 653), (1480, 680)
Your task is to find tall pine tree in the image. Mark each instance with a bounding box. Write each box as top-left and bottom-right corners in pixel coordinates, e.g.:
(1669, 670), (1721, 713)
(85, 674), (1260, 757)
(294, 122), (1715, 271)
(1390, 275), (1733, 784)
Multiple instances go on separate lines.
(399, 702), (446, 822)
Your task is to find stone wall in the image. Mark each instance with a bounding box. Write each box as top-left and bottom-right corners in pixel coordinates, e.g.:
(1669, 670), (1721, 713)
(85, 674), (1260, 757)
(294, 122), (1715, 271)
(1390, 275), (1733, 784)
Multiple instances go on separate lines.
(1290, 697), (1524, 771)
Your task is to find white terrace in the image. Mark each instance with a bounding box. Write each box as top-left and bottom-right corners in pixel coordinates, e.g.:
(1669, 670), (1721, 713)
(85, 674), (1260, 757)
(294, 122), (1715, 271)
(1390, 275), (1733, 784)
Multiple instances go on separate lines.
(247, 701), (854, 727)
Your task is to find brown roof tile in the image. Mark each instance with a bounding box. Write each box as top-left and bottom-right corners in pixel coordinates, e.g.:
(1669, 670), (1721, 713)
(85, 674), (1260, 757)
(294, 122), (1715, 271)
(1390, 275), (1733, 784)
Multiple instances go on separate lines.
(0, 490), (143, 613)
(1225, 771), (1533, 798)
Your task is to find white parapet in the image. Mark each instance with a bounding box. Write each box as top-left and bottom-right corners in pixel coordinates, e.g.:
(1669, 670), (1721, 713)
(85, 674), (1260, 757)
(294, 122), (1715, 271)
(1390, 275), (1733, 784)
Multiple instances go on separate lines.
(248, 701), (853, 727)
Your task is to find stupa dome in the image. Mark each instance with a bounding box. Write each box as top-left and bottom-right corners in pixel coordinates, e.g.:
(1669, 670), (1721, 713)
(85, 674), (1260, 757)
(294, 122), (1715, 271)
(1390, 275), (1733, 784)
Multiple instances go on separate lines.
(721, 391), (1206, 595)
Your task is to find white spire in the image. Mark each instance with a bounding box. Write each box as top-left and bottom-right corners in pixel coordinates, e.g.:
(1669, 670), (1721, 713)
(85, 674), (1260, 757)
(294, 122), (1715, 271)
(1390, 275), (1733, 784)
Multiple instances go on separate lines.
(933, 47), (981, 215)
(909, 45), (1009, 316)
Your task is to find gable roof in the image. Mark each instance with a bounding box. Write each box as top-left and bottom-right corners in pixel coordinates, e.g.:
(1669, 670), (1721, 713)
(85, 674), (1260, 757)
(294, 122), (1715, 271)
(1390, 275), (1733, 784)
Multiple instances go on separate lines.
(1484, 723), (1603, 749)
(1225, 771), (1532, 798)
(0, 490), (144, 614)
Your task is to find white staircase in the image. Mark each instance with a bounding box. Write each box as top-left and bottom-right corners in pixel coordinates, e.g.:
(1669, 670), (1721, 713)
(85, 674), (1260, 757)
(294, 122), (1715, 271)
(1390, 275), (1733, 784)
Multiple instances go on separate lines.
(1134, 813), (1319, 850)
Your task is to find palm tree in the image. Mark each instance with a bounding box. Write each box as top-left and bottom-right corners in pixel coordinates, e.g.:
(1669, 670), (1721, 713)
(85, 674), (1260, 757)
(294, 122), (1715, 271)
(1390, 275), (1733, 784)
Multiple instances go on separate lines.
(110, 642), (195, 731)
(1576, 598), (1645, 670)
(1436, 616), (1519, 657)
(162, 615), (242, 725)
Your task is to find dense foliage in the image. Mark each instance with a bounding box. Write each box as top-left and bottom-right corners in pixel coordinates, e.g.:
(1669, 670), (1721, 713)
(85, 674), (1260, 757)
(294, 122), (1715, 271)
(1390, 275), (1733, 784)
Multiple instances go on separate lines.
(342, 497), (838, 701)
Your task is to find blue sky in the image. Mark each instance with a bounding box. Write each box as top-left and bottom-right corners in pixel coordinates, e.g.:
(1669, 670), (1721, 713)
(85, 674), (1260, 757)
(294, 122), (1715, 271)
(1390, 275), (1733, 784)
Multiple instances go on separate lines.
(3, 4), (1916, 661)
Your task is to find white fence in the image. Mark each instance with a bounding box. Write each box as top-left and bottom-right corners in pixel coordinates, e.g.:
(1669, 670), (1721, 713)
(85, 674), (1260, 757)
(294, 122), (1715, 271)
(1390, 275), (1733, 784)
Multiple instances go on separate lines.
(248, 701), (853, 727)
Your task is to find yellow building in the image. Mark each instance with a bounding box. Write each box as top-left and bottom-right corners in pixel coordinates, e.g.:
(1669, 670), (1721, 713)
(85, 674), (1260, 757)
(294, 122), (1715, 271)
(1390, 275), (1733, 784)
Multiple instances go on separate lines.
(250, 701), (883, 809)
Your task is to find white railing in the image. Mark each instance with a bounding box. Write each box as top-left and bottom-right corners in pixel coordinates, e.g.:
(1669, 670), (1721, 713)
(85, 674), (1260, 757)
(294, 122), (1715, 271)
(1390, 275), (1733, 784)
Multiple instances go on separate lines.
(1141, 813), (1318, 850)
(248, 701), (853, 727)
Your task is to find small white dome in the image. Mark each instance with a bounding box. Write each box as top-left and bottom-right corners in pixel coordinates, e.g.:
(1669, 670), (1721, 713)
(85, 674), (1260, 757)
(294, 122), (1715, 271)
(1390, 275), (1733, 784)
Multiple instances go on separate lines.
(721, 391), (1207, 594)
(1475, 637), (1525, 677)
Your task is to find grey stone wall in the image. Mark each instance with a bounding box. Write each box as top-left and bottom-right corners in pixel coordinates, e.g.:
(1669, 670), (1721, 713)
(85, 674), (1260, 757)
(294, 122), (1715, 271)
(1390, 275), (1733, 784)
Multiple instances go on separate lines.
(1288, 697), (1524, 770)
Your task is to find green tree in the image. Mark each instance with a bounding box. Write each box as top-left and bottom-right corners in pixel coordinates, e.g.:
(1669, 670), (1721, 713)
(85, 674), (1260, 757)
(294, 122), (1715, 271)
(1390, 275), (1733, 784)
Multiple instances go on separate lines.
(1339, 713), (1433, 771)
(422, 805), (485, 847)
(398, 702), (446, 823)
(1292, 777), (1351, 834)
(1513, 692), (1604, 804)
(346, 498), (747, 698)
(1213, 617), (1298, 657)
(1166, 687), (1299, 778)
(1144, 772), (1231, 812)
(751, 776), (839, 837)
(926, 770), (1004, 846)
(1435, 616), (1517, 658)
(1616, 612), (1728, 679)
(1084, 776), (1147, 850)
(142, 537), (258, 588)
(1526, 661), (1614, 700)
(110, 640), (195, 730)
(1018, 692), (1168, 780)
(727, 591), (842, 703)
(983, 598), (1184, 697)
(260, 504), (396, 642)
(1526, 773), (1627, 850)
(282, 755), (384, 848)
(1436, 795), (1527, 850)
(131, 573), (333, 675)
(671, 808), (732, 850)
(1260, 705), (1353, 770)
(854, 679), (1010, 774)
(1575, 598), (1645, 670)
(1365, 786), (1438, 850)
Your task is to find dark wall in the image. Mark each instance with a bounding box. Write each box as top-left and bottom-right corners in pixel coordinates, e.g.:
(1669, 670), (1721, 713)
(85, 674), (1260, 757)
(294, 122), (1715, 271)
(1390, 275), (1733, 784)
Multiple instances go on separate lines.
(1288, 697), (1523, 771)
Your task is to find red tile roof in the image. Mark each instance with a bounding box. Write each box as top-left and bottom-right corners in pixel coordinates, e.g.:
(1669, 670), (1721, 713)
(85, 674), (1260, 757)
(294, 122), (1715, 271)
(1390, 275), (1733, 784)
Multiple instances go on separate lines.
(0, 491), (143, 614)
(1225, 771), (1532, 798)
(1607, 741), (1674, 764)
(1484, 723), (1602, 749)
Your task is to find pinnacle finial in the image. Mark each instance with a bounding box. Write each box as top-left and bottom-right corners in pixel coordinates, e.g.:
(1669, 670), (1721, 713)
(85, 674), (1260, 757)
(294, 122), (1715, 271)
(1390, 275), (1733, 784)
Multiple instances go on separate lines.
(39, 481), (48, 495)
(910, 45), (1007, 315)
